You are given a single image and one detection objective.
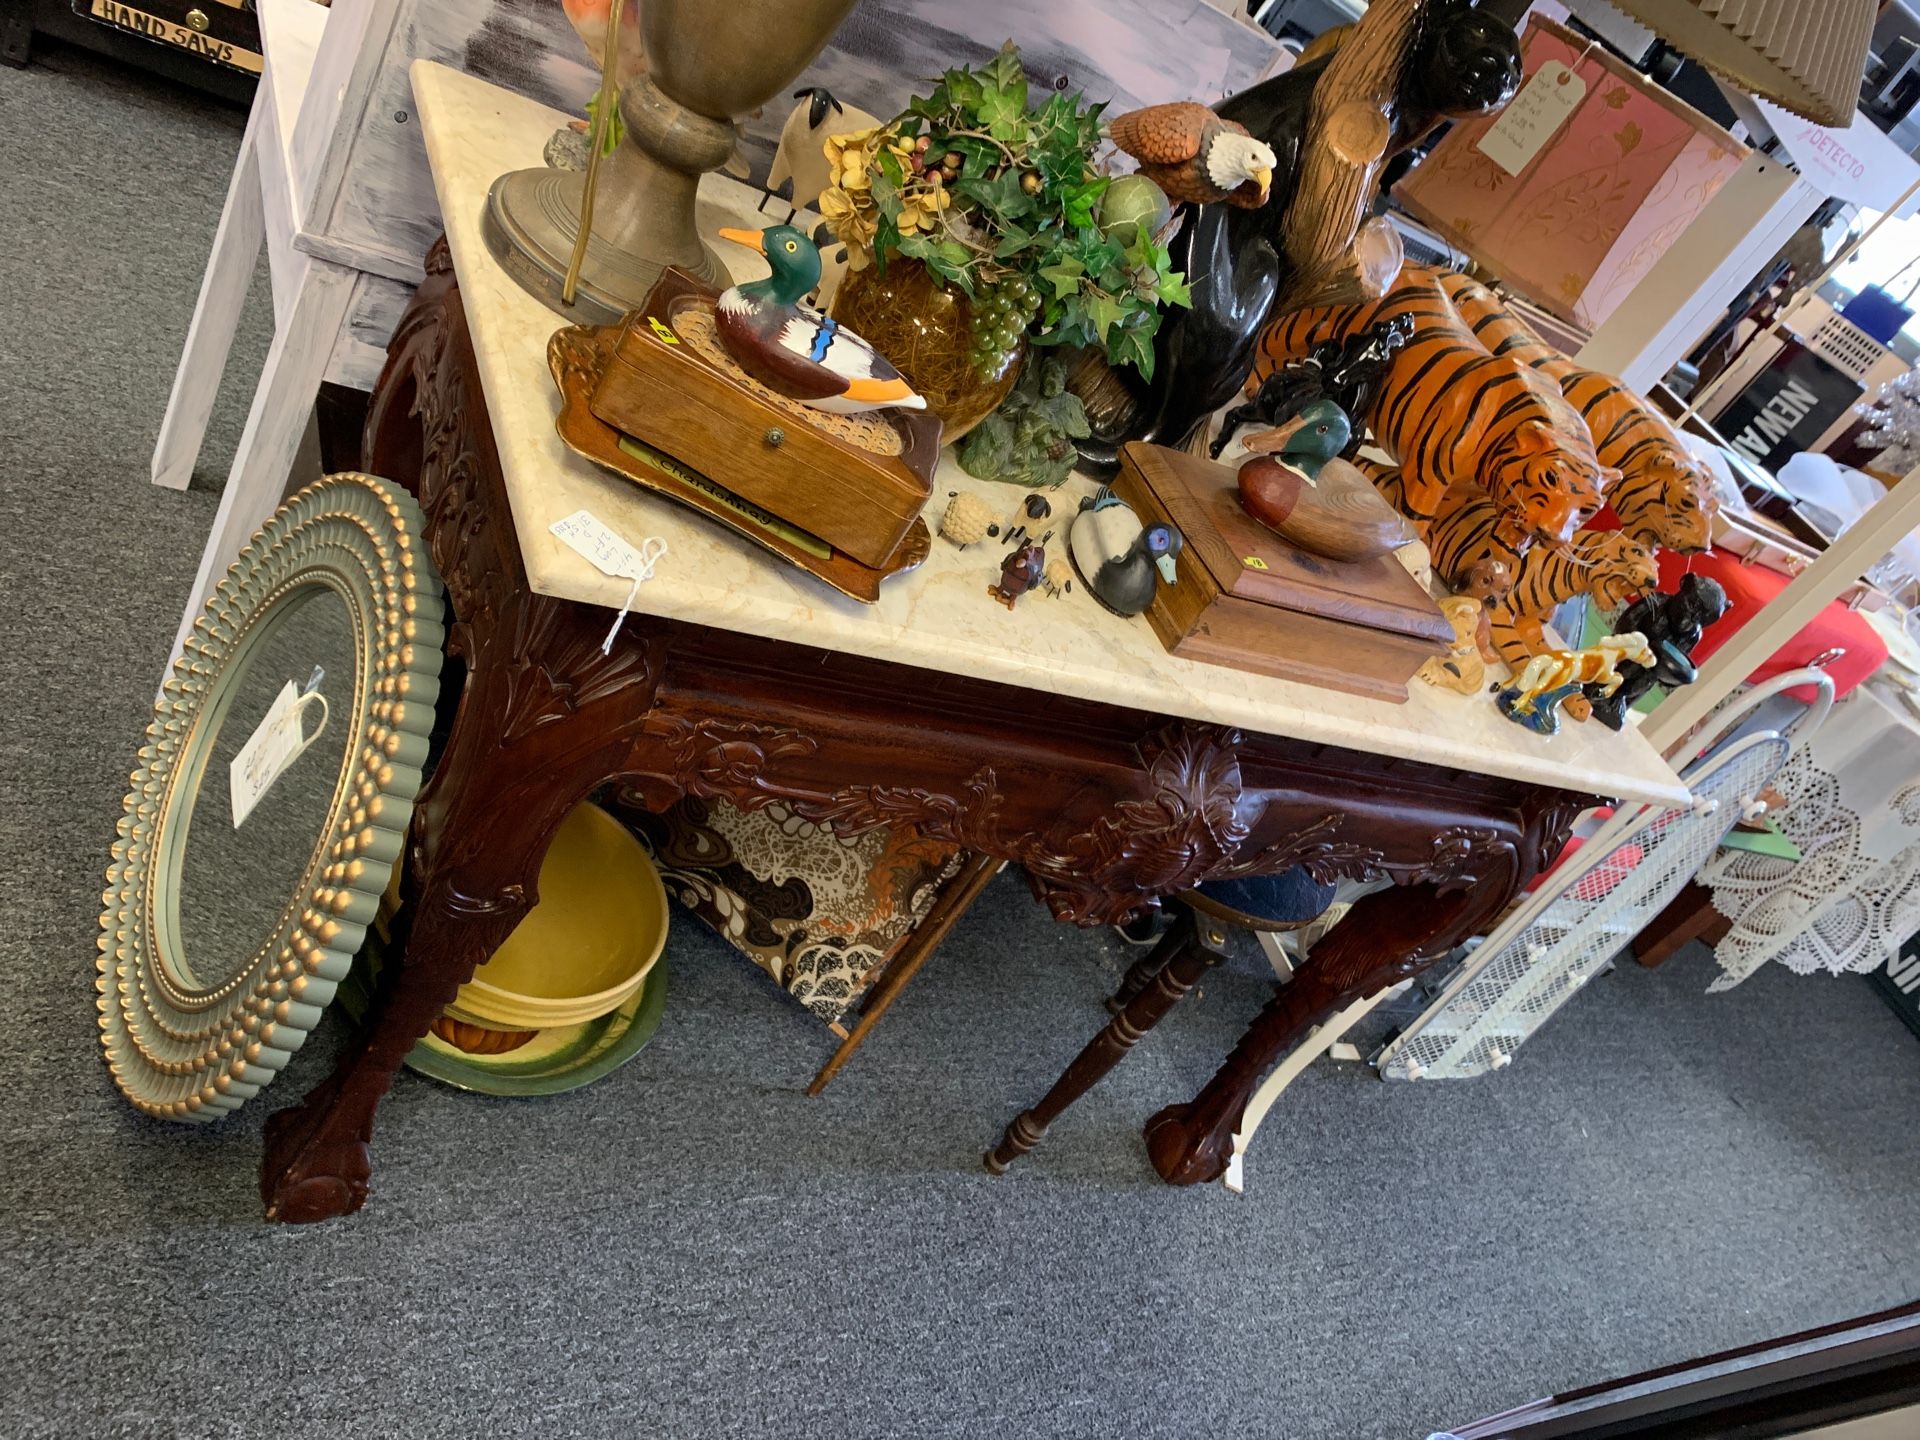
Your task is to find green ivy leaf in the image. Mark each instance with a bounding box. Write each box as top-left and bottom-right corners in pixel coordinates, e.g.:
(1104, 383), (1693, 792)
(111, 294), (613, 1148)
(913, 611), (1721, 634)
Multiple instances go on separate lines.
(948, 135), (997, 178)
(983, 42), (1029, 109)
(958, 168), (1033, 222)
(1109, 322), (1156, 381)
(978, 86), (1025, 142)
(1037, 257), (1084, 299)
(1086, 293), (1125, 343)
(1156, 271), (1192, 308)
(1062, 177), (1110, 230)
(943, 67), (984, 109)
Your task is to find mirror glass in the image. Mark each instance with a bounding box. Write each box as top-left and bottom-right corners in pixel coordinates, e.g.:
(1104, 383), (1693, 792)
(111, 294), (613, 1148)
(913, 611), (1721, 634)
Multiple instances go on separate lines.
(168, 584), (362, 996)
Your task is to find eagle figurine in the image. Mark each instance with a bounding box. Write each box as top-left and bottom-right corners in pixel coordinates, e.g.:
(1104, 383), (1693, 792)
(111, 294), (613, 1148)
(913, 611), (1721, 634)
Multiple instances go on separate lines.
(1105, 102), (1276, 209)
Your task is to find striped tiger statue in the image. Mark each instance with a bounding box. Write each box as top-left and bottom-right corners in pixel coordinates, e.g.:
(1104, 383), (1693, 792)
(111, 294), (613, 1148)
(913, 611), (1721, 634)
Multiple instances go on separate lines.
(1437, 272), (1716, 554)
(1255, 266), (1615, 552)
(1426, 493), (1661, 666)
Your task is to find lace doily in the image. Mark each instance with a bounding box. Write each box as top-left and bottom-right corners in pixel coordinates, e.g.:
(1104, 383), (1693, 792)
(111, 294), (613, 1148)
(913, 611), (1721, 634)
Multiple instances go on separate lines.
(1702, 751), (1920, 990)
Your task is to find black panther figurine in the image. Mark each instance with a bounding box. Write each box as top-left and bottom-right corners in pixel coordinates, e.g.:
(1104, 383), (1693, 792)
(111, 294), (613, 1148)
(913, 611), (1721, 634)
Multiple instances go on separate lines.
(1586, 573), (1732, 730)
(1209, 313), (1413, 458)
(1075, 0), (1521, 475)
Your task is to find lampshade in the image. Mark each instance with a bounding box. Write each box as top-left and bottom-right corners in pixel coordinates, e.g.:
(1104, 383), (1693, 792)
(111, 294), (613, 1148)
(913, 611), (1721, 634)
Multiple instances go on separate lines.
(1598, 0), (1877, 126)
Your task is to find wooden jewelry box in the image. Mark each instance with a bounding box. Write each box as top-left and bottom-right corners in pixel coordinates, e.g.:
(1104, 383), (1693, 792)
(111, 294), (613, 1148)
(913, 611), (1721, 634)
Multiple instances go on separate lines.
(588, 268), (941, 569)
(1112, 443), (1452, 702)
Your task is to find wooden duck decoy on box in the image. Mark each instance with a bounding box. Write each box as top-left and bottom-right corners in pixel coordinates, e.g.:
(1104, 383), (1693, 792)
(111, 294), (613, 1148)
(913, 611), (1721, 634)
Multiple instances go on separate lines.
(587, 266), (942, 571)
(1111, 442), (1452, 702)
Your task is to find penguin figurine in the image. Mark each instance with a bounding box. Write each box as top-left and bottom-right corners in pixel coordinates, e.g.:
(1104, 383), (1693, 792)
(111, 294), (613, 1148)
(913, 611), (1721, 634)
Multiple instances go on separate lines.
(1236, 398), (1413, 563)
(1069, 489), (1183, 617)
(713, 225), (926, 414)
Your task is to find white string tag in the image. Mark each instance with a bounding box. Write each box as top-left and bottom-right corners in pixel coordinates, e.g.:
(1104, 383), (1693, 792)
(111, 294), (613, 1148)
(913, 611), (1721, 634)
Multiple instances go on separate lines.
(230, 679), (331, 828)
(1476, 60), (1586, 177)
(548, 510), (668, 653)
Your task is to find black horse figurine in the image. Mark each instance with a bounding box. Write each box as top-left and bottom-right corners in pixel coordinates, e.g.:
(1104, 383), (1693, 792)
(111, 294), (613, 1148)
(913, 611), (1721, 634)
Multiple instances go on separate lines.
(1209, 313), (1413, 458)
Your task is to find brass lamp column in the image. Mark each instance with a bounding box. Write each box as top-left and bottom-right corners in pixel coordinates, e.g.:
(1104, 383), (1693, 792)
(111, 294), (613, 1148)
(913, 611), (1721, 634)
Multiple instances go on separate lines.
(486, 0), (860, 324)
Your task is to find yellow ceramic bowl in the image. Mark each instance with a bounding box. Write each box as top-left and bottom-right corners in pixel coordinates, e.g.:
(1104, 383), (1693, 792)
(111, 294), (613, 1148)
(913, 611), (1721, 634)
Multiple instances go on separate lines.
(452, 803), (669, 1031)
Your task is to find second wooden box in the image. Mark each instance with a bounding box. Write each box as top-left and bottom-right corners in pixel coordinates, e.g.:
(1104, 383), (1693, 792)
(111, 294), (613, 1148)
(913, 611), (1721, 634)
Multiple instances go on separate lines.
(1111, 443), (1451, 702)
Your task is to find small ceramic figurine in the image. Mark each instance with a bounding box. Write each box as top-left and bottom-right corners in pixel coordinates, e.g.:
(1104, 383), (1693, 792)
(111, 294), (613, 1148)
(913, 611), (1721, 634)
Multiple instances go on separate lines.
(1416, 596), (1487, 694)
(1456, 555), (1512, 663)
(1496, 633), (1657, 737)
(1070, 490), (1183, 617)
(939, 492), (997, 547)
(714, 225), (926, 413)
(765, 88), (881, 216)
(1105, 102), (1275, 209)
(989, 541), (1048, 610)
(1042, 557), (1074, 598)
(1236, 399), (1415, 562)
(1000, 493), (1054, 547)
(1585, 573), (1731, 730)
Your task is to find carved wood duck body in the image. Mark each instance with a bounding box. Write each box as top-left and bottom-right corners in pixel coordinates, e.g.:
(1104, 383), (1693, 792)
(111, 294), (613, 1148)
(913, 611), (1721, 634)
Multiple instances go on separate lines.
(1236, 398), (1413, 563)
(714, 225), (926, 415)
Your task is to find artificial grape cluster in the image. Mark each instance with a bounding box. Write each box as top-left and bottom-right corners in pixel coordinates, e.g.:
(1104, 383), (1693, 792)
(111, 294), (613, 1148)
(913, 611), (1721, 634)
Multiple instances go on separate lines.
(970, 276), (1040, 379)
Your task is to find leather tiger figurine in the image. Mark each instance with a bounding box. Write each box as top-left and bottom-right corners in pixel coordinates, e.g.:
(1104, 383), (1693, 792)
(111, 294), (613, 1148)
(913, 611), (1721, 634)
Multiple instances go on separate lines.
(1255, 266), (1614, 551)
(1426, 493), (1660, 665)
(1437, 272), (1715, 554)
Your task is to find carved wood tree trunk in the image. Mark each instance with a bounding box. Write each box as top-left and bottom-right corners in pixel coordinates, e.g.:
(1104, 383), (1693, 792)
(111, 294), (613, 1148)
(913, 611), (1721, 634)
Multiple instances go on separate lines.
(1275, 0), (1427, 314)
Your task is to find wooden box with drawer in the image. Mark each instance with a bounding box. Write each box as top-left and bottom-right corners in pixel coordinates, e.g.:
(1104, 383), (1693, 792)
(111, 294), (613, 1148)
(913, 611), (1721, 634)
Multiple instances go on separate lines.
(588, 268), (940, 569)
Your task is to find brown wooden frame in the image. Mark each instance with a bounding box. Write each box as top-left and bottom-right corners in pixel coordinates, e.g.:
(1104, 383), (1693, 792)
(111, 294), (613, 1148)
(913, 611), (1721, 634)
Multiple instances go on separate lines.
(254, 240), (1596, 1222)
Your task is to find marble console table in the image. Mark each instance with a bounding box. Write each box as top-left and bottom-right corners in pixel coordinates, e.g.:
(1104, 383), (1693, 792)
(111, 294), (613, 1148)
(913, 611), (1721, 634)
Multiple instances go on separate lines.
(255, 65), (1689, 1222)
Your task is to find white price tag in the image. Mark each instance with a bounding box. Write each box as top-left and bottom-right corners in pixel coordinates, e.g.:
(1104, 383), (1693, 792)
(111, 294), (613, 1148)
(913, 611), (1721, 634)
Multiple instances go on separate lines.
(229, 679), (329, 829)
(1476, 60), (1586, 177)
(548, 510), (668, 653)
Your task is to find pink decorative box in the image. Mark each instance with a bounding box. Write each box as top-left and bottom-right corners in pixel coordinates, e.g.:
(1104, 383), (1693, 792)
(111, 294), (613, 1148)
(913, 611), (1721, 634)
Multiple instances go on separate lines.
(1393, 16), (1746, 332)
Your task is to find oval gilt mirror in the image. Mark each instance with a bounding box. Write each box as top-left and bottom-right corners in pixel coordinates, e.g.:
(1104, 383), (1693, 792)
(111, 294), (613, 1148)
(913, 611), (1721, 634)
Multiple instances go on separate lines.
(97, 475), (445, 1121)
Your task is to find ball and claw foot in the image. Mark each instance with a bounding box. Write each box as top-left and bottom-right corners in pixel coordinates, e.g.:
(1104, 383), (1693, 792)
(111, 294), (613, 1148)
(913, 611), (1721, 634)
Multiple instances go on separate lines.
(260, 1086), (374, 1223)
(1143, 1102), (1235, 1186)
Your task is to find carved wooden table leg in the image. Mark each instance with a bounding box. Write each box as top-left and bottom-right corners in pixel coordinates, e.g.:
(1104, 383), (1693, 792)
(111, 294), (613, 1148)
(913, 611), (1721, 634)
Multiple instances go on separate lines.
(1143, 824), (1551, 1185)
(1107, 919), (1185, 1015)
(259, 582), (663, 1221)
(985, 909), (1232, 1174)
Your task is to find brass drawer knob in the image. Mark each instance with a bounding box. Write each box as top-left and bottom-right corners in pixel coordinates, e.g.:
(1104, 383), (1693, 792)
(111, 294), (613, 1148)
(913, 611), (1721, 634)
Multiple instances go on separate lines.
(764, 427), (784, 448)
(186, 7), (210, 28)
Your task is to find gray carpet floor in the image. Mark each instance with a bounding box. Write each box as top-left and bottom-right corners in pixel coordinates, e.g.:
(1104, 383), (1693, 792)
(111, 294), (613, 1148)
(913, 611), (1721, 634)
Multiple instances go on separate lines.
(5, 41), (1920, 1440)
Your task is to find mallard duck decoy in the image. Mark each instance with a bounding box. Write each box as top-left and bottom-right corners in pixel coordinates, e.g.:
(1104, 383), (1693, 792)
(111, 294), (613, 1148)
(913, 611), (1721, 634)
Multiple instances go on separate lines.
(714, 225), (926, 414)
(1237, 398), (1414, 563)
(1069, 494), (1182, 617)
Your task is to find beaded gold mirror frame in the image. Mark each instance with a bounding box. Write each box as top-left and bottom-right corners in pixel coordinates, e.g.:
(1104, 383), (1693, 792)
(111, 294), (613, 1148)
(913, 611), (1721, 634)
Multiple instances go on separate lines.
(96, 475), (446, 1122)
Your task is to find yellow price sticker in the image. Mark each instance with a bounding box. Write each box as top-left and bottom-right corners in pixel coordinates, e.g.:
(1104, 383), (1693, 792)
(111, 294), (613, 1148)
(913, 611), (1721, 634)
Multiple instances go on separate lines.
(1242, 556), (1269, 571)
(648, 317), (680, 345)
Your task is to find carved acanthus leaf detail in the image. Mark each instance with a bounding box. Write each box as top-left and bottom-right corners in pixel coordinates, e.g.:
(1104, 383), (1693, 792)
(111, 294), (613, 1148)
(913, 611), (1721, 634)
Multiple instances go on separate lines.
(645, 716), (819, 810)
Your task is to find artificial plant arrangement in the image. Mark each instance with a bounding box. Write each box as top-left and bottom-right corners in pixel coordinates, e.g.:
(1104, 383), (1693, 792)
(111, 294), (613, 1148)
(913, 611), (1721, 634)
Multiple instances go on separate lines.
(818, 43), (1190, 385)
(958, 355), (1092, 488)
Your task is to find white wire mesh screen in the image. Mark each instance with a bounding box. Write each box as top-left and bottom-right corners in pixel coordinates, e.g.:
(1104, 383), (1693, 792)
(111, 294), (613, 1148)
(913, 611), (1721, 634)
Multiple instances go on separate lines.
(1376, 737), (1789, 1082)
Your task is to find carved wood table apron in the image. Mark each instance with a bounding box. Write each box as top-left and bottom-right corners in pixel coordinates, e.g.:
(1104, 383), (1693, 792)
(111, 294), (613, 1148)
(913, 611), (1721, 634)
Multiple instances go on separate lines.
(253, 65), (1692, 1223)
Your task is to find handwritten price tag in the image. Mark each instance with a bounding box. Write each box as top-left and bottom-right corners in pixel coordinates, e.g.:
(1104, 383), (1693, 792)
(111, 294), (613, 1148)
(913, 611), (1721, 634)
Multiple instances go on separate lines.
(230, 678), (328, 828)
(1476, 60), (1586, 177)
(549, 510), (668, 653)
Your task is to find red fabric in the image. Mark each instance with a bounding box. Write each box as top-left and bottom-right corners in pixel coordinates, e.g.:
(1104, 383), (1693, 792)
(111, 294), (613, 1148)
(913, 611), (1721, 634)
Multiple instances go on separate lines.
(1655, 549), (1884, 699)
(1528, 808), (1645, 896)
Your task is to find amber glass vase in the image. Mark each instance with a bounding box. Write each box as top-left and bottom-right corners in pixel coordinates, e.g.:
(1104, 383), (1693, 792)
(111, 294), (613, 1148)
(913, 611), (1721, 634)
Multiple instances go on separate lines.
(830, 259), (1024, 442)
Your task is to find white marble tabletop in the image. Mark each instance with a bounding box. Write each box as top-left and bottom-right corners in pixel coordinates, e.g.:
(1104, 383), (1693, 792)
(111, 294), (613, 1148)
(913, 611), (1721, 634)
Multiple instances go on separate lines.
(410, 62), (1689, 809)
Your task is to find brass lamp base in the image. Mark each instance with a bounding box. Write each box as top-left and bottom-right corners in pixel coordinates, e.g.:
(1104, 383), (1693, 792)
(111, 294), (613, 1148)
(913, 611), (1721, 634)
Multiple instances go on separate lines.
(483, 163), (728, 327)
